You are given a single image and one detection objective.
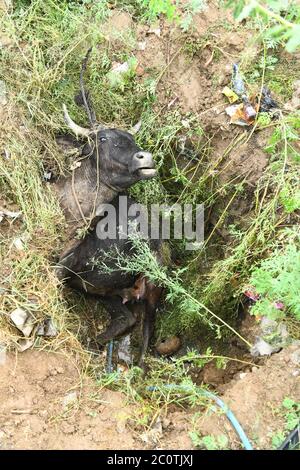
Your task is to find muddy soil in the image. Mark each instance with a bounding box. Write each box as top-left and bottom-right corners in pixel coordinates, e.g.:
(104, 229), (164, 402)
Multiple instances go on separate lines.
(0, 345), (299, 450)
(1, 1), (300, 450)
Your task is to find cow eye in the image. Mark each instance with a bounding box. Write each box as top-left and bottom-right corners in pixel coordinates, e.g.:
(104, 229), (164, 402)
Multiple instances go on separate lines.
(100, 137), (107, 143)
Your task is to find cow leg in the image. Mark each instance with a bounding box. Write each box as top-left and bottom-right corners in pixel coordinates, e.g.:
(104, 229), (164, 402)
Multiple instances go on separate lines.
(138, 284), (163, 368)
(96, 296), (138, 346)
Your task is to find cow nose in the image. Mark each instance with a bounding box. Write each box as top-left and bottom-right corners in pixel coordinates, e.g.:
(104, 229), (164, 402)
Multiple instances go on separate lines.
(134, 151), (151, 160)
(129, 151), (156, 177)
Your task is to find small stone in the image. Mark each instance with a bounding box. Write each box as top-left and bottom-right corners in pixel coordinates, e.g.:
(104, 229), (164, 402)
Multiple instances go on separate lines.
(137, 41), (146, 51)
(0, 80), (7, 106)
(251, 366), (259, 373)
(0, 345), (6, 366)
(239, 372), (247, 379)
(162, 417), (171, 429)
(136, 65), (145, 77)
(292, 370), (300, 377)
(155, 336), (181, 356)
(62, 391), (77, 409)
(290, 350), (300, 365)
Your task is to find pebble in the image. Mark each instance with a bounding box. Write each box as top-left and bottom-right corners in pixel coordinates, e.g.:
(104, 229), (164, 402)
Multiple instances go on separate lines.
(290, 350), (300, 365)
(61, 391), (77, 409)
(155, 336), (181, 356)
(0, 80), (7, 106)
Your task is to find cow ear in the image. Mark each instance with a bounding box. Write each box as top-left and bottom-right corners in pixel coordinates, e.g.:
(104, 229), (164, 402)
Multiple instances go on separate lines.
(130, 120), (142, 135)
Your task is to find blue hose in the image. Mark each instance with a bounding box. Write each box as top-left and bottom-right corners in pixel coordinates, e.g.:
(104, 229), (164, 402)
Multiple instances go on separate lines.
(147, 384), (253, 450)
(106, 342), (253, 449)
(106, 340), (114, 374)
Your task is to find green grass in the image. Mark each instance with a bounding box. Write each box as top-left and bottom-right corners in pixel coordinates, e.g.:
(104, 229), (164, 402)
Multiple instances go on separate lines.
(0, 1), (300, 429)
(271, 397), (300, 450)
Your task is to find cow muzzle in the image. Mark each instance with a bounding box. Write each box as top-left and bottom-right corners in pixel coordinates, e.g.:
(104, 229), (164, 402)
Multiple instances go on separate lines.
(129, 151), (157, 178)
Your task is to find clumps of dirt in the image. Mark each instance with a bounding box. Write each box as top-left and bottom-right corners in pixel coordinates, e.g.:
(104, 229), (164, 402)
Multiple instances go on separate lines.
(1, 346), (298, 450)
(0, 350), (136, 450)
(193, 344), (300, 449)
(0, 350), (194, 450)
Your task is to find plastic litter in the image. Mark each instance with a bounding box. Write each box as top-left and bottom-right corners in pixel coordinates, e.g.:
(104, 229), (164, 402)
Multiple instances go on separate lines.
(250, 337), (281, 357)
(232, 63), (246, 97)
(117, 334), (133, 365)
(259, 86), (279, 113)
(225, 103), (256, 126)
(0, 208), (21, 223)
(224, 65), (280, 126)
(278, 425), (300, 450)
(222, 86), (239, 104)
(36, 317), (57, 337)
(10, 308), (35, 337)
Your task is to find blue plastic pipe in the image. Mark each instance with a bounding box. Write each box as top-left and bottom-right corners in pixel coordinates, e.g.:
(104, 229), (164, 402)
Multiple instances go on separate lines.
(106, 341), (253, 450)
(147, 384), (253, 450)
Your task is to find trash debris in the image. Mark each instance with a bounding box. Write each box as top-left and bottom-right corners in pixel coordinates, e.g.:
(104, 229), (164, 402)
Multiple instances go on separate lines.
(250, 337), (281, 357)
(111, 61), (130, 75)
(137, 41), (146, 51)
(222, 86), (239, 104)
(156, 336), (181, 356)
(117, 334), (133, 365)
(17, 338), (35, 352)
(244, 289), (260, 301)
(1, 148), (10, 160)
(140, 417), (163, 444)
(36, 317), (57, 337)
(259, 87), (279, 113)
(43, 170), (53, 182)
(242, 96), (257, 121)
(10, 308), (35, 337)
(12, 237), (25, 251)
(0, 80), (7, 106)
(147, 25), (161, 37)
(225, 103), (256, 126)
(232, 63), (246, 97)
(61, 391), (77, 410)
(107, 58), (137, 89)
(224, 65), (280, 127)
(70, 161), (82, 171)
(0, 344), (6, 366)
(0, 208), (21, 223)
(273, 301), (285, 310)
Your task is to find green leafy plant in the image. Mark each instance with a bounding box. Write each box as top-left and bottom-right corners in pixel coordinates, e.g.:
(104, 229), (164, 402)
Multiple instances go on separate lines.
(180, 0), (207, 32)
(271, 397), (300, 449)
(279, 185), (300, 214)
(140, 0), (179, 21)
(92, 233), (252, 347)
(249, 239), (300, 321)
(226, 0), (300, 52)
(190, 431), (229, 450)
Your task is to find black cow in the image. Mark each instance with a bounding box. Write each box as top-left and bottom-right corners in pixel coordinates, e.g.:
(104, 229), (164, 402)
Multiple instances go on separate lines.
(57, 195), (164, 366)
(54, 53), (163, 365)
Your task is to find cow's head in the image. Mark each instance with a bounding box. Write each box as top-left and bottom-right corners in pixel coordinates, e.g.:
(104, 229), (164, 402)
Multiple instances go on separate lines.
(63, 105), (156, 191)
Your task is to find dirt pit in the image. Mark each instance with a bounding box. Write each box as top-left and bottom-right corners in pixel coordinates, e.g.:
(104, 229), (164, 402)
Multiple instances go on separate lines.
(0, 345), (299, 450)
(1, 1), (300, 451)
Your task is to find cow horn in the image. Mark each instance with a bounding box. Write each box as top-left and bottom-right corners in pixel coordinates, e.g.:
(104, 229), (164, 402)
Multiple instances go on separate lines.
(63, 104), (91, 138)
(130, 119), (142, 135)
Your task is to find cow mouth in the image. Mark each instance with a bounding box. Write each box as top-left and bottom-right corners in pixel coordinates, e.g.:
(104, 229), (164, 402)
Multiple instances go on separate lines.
(136, 168), (157, 178)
